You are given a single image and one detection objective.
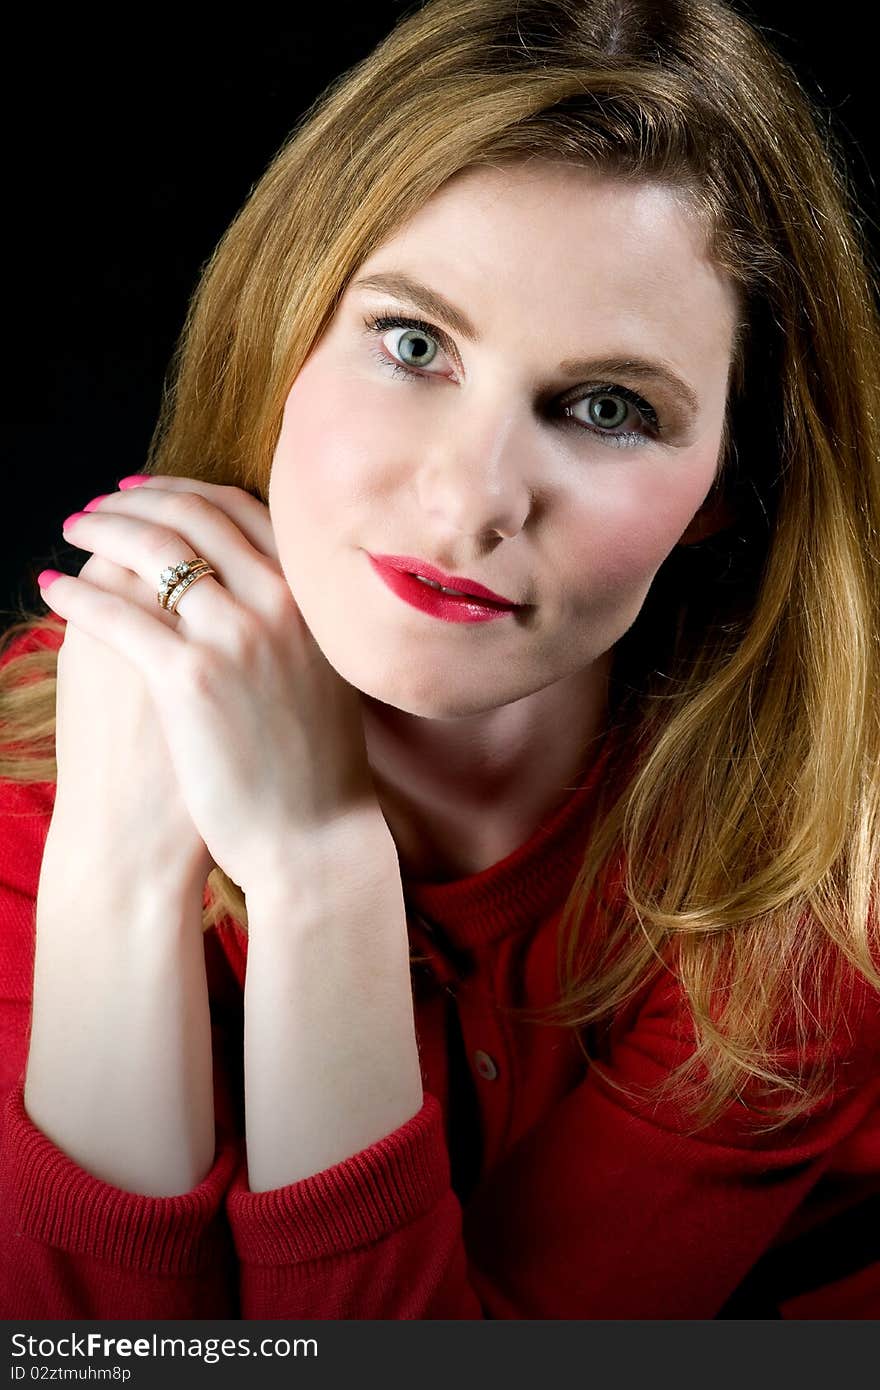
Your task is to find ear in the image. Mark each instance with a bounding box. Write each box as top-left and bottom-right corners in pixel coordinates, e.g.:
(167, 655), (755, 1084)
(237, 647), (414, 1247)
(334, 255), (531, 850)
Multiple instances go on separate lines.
(677, 491), (738, 546)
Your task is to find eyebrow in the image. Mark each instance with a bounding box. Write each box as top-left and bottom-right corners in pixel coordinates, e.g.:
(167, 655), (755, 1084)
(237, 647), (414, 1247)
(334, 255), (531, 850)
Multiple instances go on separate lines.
(351, 270), (701, 421)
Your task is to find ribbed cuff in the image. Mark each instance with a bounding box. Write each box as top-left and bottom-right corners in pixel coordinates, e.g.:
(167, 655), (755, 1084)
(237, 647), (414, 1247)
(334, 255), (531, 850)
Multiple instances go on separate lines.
(226, 1090), (450, 1264)
(2, 1080), (240, 1275)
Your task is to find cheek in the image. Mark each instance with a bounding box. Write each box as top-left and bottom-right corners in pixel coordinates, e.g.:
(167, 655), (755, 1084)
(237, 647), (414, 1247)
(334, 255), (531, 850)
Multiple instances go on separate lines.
(269, 370), (390, 538)
(561, 448), (720, 602)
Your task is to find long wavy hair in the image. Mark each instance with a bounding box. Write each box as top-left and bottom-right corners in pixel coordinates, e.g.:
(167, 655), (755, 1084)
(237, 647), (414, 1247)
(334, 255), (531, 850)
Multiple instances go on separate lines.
(3, 0), (879, 1132)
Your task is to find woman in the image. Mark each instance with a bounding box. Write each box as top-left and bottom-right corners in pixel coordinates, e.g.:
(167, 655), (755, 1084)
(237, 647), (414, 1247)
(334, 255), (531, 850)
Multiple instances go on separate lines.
(1, 0), (878, 1318)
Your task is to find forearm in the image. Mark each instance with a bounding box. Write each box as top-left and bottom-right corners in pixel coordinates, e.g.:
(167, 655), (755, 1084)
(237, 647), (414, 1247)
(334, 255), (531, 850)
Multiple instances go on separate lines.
(242, 811), (423, 1193)
(24, 822), (216, 1197)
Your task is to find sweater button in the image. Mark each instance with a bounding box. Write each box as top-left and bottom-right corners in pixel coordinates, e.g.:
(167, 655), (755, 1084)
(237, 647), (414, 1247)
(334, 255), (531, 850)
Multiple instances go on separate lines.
(473, 1049), (498, 1080)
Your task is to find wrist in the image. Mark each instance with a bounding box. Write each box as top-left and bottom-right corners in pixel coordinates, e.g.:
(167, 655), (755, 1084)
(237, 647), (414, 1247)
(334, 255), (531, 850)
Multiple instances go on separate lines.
(241, 805), (399, 912)
(43, 805), (210, 907)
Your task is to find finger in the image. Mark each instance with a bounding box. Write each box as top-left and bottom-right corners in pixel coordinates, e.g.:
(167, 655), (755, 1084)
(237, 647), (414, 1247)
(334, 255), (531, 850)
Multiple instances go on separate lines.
(63, 551), (196, 631)
(37, 568), (185, 697)
(113, 474), (280, 564)
(62, 492), (289, 625)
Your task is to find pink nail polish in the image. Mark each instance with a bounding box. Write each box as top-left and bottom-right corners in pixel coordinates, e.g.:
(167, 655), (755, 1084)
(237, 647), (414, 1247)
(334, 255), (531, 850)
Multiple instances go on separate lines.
(118, 475), (150, 489)
(62, 511), (88, 529)
(83, 494), (111, 512)
(37, 569), (63, 589)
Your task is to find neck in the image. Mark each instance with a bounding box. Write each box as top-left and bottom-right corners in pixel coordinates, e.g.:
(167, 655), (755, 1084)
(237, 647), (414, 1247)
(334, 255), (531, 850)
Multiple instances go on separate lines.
(360, 654), (613, 882)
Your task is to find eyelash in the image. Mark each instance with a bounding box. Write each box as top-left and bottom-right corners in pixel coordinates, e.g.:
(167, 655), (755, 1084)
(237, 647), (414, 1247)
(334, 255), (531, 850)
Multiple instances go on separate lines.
(361, 309), (662, 449)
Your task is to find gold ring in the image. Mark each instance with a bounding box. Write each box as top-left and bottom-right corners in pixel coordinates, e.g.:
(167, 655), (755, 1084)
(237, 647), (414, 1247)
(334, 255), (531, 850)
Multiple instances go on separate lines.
(157, 558), (217, 615)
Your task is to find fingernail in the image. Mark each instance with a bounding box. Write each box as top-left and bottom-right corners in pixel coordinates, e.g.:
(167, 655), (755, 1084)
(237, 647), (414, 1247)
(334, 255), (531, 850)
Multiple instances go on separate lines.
(37, 569), (63, 589)
(83, 494), (111, 511)
(118, 475), (150, 489)
(62, 511), (88, 529)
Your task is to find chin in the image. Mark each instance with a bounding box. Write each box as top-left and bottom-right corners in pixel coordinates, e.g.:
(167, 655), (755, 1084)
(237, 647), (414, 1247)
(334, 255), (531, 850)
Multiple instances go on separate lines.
(328, 654), (510, 719)
(357, 677), (492, 721)
(301, 607), (529, 718)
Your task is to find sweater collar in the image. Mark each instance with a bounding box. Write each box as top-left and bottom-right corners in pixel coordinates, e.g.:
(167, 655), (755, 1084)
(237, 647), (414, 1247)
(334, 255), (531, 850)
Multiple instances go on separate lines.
(401, 723), (620, 954)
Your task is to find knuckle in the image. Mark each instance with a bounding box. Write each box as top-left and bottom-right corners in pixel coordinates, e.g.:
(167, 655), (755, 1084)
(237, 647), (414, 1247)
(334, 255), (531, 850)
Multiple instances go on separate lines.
(229, 483), (262, 507)
(174, 490), (212, 520)
(175, 646), (224, 699)
(264, 574), (295, 620)
(223, 605), (263, 661)
(143, 525), (180, 558)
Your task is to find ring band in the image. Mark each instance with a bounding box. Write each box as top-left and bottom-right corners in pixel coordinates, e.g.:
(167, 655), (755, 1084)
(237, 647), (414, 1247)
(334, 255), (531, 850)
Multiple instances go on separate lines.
(158, 558), (217, 614)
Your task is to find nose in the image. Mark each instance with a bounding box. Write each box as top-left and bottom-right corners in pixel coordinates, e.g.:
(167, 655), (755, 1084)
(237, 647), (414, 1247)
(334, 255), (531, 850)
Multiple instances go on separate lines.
(415, 400), (534, 541)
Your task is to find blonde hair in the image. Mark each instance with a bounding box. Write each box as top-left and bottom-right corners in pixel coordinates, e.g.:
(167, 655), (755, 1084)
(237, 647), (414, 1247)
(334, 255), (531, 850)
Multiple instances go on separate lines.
(3, 0), (879, 1132)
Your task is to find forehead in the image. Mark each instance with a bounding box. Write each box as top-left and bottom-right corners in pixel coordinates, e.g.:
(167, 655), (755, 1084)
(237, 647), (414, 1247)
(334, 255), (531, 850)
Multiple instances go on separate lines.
(356, 161), (737, 357)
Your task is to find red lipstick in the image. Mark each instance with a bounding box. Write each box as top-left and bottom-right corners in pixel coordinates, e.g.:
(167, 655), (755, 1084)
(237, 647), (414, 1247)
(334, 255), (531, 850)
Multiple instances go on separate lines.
(367, 553), (525, 624)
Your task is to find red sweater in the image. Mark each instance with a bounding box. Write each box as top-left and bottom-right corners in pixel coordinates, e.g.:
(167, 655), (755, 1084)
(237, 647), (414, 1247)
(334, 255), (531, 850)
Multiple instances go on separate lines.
(1, 621), (879, 1319)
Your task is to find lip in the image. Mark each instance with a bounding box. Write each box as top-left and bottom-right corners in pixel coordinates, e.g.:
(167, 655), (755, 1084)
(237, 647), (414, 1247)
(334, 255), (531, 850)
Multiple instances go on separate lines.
(367, 553), (524, 623)
(369, 553), (521, 606)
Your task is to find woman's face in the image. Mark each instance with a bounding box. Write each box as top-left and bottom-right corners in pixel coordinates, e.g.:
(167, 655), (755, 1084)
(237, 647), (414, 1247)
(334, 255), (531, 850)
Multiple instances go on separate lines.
(268, 161), (739, 718)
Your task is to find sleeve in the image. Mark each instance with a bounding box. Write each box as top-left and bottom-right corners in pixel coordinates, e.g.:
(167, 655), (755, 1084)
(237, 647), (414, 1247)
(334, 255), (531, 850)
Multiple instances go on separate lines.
(223, 969), (880, 1320)
(0, 624), (242, 1318)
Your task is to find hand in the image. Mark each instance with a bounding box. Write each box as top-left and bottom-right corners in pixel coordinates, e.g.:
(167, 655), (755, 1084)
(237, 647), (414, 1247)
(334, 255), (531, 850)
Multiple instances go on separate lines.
(40, 475), (382, 894)
(47, 524), (216, 897)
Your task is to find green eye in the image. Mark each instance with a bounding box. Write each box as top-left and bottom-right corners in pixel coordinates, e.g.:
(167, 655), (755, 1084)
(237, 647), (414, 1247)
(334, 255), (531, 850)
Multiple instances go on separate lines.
(362, 309), (661, 451)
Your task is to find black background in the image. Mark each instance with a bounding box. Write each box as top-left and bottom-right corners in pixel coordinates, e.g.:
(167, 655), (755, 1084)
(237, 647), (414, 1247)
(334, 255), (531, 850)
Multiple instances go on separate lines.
(5, 3), (878, 614)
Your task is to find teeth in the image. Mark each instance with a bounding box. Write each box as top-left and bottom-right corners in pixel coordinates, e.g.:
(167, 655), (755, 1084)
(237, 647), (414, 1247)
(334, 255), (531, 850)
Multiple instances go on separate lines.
(413, 574), (472, 597)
